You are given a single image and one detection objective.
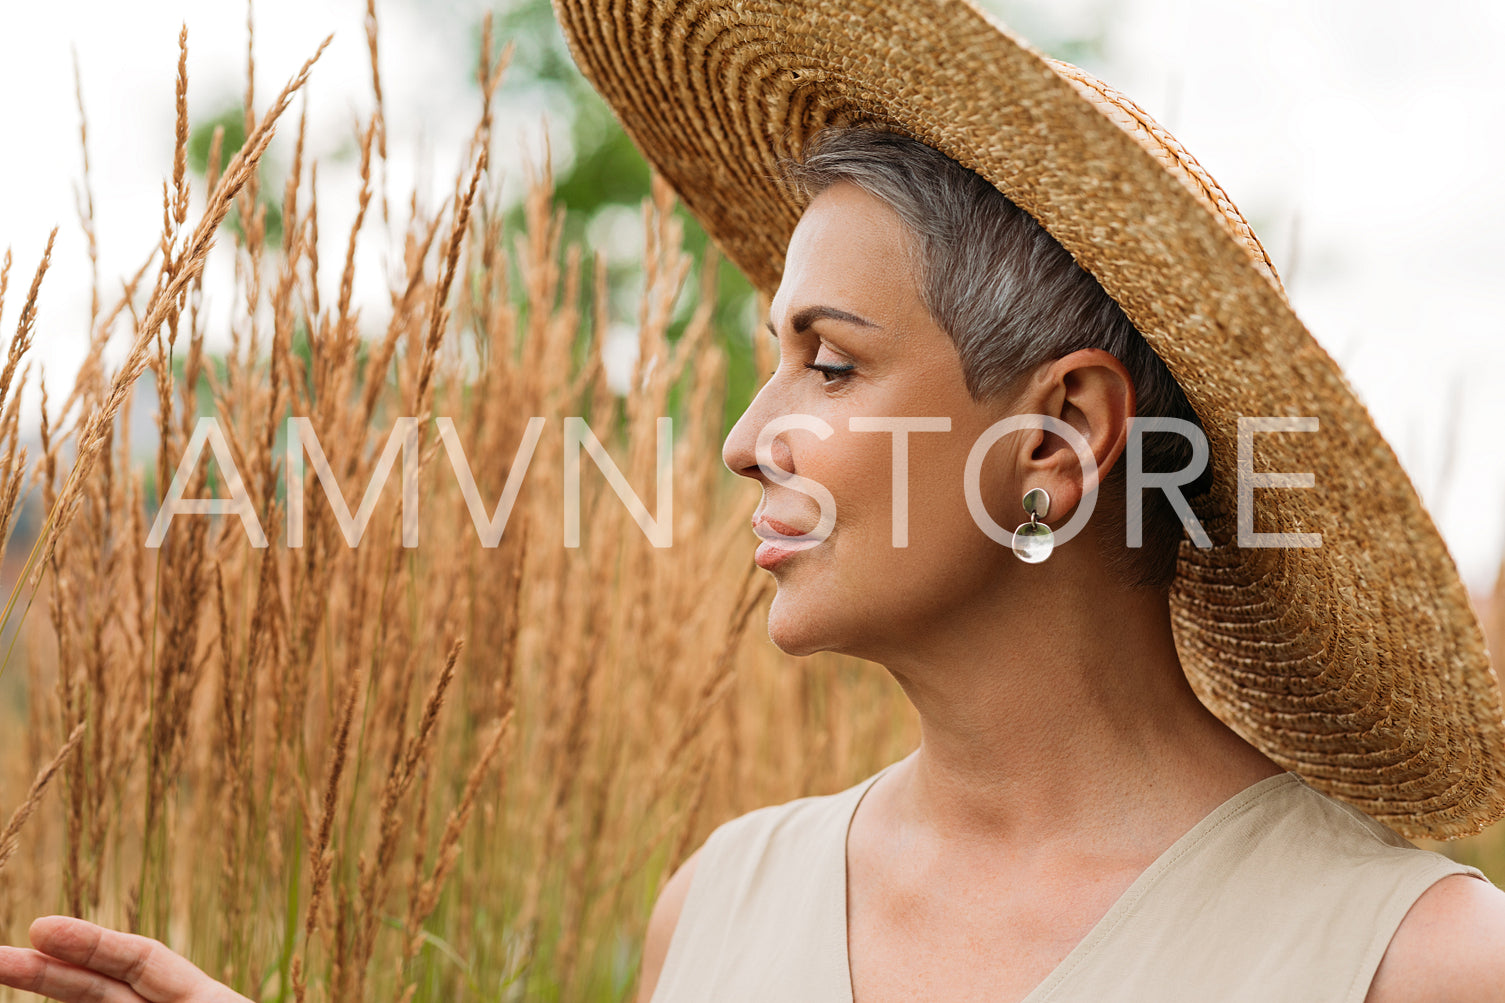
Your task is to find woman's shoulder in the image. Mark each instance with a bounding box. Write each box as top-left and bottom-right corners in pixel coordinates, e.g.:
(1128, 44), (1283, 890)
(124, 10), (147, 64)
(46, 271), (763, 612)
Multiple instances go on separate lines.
(1176, 771), (1489, 908)
(698, 767), (884, 861)
(1364, 872), (1505, 1002)
(1031, 772), (1500, 1002)
(1266, 775), (1505, 999)
(1258, 773), (1486, 869)
(642, 769), (889, 1002)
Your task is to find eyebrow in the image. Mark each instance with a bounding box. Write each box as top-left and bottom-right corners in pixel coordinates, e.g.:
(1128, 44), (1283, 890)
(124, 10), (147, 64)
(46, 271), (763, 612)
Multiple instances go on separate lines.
(764, 305), (882, 340)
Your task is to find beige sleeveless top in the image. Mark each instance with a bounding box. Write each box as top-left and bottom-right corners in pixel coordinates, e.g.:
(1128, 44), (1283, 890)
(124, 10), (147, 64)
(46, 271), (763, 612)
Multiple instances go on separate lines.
(651, 764), (1489, 1002)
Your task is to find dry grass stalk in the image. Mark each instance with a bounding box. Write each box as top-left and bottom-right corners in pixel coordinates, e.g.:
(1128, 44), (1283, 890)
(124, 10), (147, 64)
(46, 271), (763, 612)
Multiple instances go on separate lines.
(0, 251), (10, 331)
(70, 50), (100, 328)
(412, 145), (488, 422)
(0, 724), (87, 877)
(364, 0), (390, 227)
(292, 661), (363, 1003)
(24, 37), (332, 597)
(340, 639), (462, 1001)
(0, 231), (53, 429)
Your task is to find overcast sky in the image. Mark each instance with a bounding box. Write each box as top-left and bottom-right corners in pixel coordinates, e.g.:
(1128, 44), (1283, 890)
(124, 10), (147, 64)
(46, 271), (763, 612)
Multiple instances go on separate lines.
(2, 0), (1503, 591)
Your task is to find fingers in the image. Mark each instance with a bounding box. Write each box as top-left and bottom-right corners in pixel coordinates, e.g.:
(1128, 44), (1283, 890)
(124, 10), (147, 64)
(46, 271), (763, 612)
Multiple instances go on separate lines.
(26, 918), (242, 1003)
(0, 945), (146, 1003)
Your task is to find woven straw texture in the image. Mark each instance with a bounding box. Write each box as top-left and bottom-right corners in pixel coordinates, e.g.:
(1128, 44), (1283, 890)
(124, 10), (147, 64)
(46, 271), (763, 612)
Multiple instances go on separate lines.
(550, 0), (1505, 838)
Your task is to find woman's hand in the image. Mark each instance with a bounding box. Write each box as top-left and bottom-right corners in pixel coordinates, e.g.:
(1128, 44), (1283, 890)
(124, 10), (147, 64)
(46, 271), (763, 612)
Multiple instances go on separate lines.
(0, 916), (250, 1002)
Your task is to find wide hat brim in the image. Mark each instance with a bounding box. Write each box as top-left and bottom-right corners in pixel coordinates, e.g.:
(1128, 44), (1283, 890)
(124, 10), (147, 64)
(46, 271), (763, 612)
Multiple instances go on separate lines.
(550, 0), (1505, 838)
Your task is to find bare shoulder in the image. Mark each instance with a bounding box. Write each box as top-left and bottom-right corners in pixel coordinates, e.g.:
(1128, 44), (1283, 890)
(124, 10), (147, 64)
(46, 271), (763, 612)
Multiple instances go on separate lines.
(636, 845), (705, 1003)
(1365, 873), (1505, 1002)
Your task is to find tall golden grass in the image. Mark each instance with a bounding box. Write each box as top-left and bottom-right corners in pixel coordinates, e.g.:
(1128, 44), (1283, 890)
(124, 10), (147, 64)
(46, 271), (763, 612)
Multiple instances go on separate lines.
(0, 11), (1501, 1003)
(0, 14), (918, 1002)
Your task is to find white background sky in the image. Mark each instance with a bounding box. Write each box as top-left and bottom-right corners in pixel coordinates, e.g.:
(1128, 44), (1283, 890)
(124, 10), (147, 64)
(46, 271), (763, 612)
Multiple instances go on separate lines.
(1, 0), (1503, 592)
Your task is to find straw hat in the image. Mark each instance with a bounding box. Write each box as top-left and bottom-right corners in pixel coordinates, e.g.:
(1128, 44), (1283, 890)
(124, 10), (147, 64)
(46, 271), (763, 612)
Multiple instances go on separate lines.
(549, 0), (1505, 838)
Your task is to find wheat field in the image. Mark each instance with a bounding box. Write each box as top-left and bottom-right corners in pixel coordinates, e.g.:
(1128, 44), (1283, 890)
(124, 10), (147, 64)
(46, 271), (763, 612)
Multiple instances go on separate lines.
(0, 12), (1500, 1003)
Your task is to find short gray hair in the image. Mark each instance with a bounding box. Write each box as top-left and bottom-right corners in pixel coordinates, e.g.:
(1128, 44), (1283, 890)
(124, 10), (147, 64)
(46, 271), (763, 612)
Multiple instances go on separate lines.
(776, 125), (1210, 591)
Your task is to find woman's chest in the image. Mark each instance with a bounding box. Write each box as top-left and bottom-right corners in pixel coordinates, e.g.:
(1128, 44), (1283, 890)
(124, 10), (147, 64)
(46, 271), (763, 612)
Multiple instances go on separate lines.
(845, 856), (1142, 1003)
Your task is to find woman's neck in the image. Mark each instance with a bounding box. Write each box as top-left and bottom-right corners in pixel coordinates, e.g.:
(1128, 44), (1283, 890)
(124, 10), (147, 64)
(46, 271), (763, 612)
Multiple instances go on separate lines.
(875, 572), (1286, 851)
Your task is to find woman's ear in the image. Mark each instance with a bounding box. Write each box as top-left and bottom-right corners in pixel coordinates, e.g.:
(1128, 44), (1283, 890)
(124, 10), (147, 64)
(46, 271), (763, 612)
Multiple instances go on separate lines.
(1018, 349), (1133, 522)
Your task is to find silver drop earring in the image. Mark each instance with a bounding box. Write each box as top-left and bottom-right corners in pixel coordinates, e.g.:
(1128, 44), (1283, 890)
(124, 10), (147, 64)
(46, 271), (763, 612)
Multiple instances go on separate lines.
(1012, 487), (1054, 563)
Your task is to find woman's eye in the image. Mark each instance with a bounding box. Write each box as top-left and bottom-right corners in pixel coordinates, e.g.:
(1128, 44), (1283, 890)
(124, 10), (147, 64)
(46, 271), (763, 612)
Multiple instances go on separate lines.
(804, 360), (856, 383)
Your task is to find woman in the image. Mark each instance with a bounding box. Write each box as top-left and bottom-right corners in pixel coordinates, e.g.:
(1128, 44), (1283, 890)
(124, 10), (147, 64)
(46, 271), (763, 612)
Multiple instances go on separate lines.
(495, 0), (1505, 999)
(4, 3), (1505, 1003)
(641, 127), (1505, 1001)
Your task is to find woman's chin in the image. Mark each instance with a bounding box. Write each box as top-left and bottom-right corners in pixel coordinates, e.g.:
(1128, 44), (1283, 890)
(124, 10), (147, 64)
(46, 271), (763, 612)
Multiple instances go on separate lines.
(764, 594), (844, 657)
(764, 617), (817, 657)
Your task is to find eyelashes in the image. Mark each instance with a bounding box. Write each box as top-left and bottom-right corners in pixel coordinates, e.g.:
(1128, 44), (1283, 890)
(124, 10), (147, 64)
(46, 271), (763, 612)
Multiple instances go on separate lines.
(803, 361), (856, 383)
(766, 337), (858, 385)
(765, 361), (858, 384)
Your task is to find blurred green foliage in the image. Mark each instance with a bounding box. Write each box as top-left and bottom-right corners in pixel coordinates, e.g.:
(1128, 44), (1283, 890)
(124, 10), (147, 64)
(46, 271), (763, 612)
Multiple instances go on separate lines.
(187, 106), (286, 248)
(485, 0), (762, 437)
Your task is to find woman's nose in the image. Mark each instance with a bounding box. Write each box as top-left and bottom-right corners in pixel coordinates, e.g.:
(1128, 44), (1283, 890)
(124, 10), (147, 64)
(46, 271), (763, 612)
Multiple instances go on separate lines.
(722, 394), (795, 481)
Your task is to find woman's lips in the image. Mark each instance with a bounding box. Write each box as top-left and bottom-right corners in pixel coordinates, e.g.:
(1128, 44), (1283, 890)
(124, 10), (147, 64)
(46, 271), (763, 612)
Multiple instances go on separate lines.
(752, 514), (823, 569)
(755, 539), (798, 570)
(753, 515), (807, 538)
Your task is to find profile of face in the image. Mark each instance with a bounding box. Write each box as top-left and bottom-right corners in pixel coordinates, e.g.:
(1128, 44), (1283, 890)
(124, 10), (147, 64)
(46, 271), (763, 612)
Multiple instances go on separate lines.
(722, 180), (1120, 662)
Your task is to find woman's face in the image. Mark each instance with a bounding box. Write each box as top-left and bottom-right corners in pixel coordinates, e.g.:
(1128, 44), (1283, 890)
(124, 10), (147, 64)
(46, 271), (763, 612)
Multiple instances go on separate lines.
(722, 181), (1028, 659)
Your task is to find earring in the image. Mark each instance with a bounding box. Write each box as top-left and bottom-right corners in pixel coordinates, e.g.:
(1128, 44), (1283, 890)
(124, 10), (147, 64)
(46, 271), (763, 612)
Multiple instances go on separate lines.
(1012, 487), (1054, 563)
